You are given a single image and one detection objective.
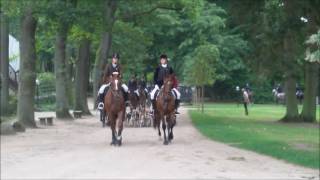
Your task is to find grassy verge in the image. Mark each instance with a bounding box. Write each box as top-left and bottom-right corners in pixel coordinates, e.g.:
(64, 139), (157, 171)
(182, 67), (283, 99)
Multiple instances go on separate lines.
(190, 104), (319, 169)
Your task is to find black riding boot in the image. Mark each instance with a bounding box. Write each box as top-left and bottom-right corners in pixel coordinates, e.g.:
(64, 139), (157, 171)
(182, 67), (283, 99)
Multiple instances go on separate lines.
(122, 89), (129, 106)
(152, 99), (156, 111)
(175, 99), (180, 114)
(150, 99), (156, 117)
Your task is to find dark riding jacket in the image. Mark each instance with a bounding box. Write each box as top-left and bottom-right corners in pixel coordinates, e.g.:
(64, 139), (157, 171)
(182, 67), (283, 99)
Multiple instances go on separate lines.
(153, 65), (174, 87)
(139, 79), (147, 89)
(103, 63), (122, 83)
(128, 78), (138, 91)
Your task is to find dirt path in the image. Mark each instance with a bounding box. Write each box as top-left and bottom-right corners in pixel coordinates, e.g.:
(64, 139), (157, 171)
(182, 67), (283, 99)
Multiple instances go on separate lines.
(1, 107), (319, 179)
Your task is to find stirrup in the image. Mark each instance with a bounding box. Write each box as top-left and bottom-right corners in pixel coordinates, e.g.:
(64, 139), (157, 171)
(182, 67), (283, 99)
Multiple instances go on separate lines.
(98, 102), (104, 110)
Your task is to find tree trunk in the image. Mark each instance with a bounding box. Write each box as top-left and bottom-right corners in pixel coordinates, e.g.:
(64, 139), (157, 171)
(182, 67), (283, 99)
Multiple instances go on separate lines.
(92, 0), (117, 109)
(66, 45), (74, 107)
(282, 73), (300, 122)
(54, 25), (72, 119)
(74, 38), (91, 115)
(281, 25), (300, 122)
(300, 63), (319, 122)
(17, 6), (37, 127)
(300, 6), (320, 122)
(0, 12), (9, 115)
(196, 86), (200, 110)
(201, 85), (204, 113)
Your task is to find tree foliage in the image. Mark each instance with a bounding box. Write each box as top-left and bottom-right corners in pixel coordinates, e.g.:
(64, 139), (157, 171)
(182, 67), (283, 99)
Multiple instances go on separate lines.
(305, 30), (320, 63)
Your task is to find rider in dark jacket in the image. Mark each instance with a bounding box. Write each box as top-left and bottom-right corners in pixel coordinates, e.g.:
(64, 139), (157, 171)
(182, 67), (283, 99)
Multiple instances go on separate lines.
(150, 54), (180, 114)
(128, 74), (139, 97)
(97, 53), (128, 110)
(153, 63), (174, 88)
(104, 61), (122, 82)
(138, 76), (149, 97)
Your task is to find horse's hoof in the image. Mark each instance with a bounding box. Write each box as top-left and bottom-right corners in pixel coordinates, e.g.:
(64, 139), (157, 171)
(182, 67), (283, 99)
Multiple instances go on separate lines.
(169, 134), (173, 140)
(163, 141), (169, 145)
(110, 139), (117, 146)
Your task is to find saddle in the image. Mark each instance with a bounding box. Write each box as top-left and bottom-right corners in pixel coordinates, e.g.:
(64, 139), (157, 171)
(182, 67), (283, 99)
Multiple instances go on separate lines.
(155, 88), (177, 100)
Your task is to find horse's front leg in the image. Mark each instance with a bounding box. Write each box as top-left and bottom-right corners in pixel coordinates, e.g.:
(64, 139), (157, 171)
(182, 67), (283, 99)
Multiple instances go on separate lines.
(109, 115), (117, 146)
(168, 115), (174, 142)
(162, 116), (168, 145)
(100, 109), (105, 127)
(155, 112), (161, 138)
(116, 110), (125, 146)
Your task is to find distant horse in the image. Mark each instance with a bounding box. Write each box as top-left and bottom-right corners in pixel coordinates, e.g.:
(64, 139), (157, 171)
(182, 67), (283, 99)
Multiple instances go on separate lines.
(154, 74), (176, 145)
(272, 88), (304, 104)
(272, 89), (286, 104)
(138, 82), (149, 127)
(104, 73), (125, 146)
(128, 80), (140, 127)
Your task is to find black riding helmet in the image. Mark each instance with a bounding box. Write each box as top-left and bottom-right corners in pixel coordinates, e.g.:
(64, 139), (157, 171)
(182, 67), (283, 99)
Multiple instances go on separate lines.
(160, 54), (167, 59)
(112, 53), (120, 59)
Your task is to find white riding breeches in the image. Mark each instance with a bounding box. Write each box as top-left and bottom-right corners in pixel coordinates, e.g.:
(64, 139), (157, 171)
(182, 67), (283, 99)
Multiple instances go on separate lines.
(134, 89), (139, 96)
(122, 84), (128, 92)
(150, 86), (180, 100)
(172, 88), (181, 100)
(98, 83), (110, 94)
(150, 85), (159, 100)
(98, 83), (128, 94)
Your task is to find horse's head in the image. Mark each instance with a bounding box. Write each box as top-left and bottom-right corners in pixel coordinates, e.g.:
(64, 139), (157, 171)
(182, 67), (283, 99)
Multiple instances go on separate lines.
(163, 74), (173, 93)
(110, 72), (121, 92)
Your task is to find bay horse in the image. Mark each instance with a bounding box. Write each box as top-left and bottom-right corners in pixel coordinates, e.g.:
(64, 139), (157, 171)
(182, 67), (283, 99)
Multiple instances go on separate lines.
(128, 80), (140, 127)
(138, 82), (148, 127)
(104, 73), (125, 146)
(154, 74), (176, 145)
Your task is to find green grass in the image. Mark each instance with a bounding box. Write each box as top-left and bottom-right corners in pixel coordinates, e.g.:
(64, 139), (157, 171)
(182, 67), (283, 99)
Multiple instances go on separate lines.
(190, 103), (320, 169)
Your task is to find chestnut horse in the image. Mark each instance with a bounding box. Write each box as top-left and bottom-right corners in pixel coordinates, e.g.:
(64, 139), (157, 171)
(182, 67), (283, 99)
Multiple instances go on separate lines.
(154, 74), (176, 145)
(104, 73), (125, 146)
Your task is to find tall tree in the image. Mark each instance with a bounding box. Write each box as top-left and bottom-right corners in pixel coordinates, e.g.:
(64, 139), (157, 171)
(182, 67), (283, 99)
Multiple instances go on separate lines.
(53, 0), (77, 119)
(17, 4), (37, 127)
(281, 29), (300, 122)
(301, 30), (320, 122)
(0, 11), (9, 115)
(300, 0), (320, 122)
(281, 0), (305, 122)
(54, 22), (72, 118)
(74, 38), (91, 114)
